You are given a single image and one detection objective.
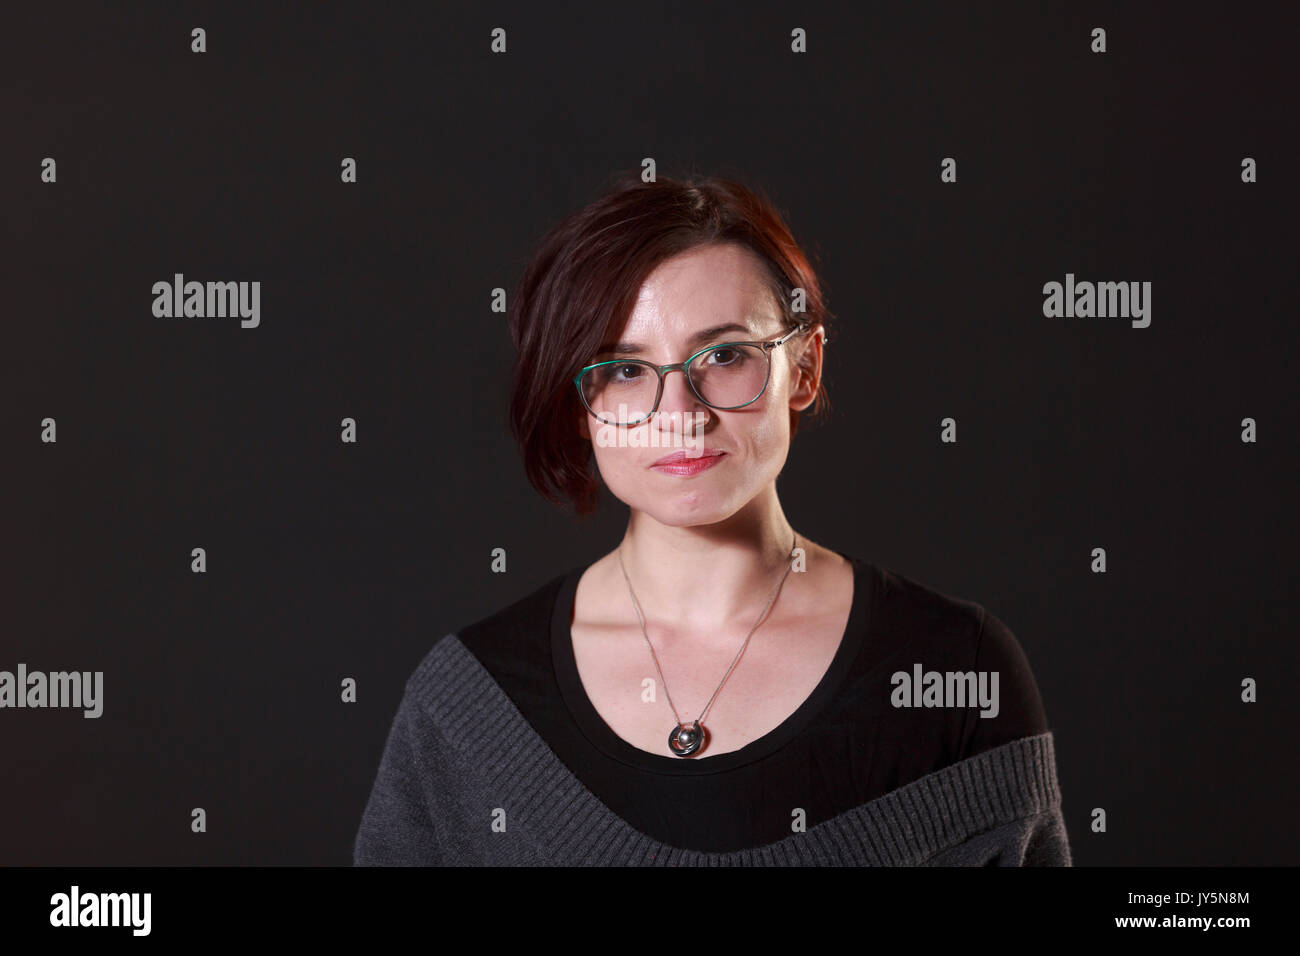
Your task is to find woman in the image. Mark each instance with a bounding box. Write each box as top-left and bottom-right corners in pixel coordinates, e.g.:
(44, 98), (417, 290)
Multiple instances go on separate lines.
(354, 172), (1071, 865)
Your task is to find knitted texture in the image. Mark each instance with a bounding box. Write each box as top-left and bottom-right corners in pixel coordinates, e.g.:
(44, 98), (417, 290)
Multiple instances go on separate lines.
(354, 633), (1072, 866)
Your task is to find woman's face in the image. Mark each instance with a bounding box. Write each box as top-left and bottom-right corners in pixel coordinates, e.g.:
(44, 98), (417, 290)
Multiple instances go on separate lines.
(577, 242), (821, 527)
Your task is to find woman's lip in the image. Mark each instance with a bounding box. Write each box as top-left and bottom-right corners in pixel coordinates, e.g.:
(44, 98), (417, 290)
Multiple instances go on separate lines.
(650, 452), (726, 475)
(652, 448), (724, 465)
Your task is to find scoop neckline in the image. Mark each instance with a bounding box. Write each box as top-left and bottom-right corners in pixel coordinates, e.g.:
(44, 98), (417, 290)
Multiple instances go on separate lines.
(550, 549), (873, 775)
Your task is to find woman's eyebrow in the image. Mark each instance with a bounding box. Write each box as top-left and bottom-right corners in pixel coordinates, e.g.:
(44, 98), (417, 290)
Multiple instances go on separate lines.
(599, 322), (755, 355)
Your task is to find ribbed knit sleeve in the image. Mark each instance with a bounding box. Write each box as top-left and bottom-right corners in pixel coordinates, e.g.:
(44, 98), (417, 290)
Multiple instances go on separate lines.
(917, 732), (1073, 866)
(353, 670), (449, 866)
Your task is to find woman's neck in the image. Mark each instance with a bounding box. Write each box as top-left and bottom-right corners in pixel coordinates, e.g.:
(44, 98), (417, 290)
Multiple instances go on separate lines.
(616, 500), (798, 631)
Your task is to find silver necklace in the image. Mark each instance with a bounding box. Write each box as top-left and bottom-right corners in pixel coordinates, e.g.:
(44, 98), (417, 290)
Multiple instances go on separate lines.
(616, 531), (799, 757)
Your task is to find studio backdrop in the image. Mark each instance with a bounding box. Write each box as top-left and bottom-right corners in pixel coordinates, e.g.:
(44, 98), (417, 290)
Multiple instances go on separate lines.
(4, 1), (1297, 866)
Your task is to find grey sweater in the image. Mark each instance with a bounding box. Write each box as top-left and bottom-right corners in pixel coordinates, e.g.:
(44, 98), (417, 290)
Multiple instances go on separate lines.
(353, 633), (1072, 866)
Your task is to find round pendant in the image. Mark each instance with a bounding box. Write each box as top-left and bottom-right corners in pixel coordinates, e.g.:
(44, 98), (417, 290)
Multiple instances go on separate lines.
(668, 721), (706, 757)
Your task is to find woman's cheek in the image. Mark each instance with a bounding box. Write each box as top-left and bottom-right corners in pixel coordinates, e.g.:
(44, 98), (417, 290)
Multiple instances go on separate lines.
(750, 411), (786, 455)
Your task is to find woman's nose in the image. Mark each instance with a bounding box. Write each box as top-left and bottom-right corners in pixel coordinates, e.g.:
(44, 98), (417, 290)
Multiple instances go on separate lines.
(651, 368), (710, 447)
(655, 366), (706, 416)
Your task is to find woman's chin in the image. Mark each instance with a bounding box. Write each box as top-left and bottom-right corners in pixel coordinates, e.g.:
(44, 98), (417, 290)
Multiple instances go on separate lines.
(639, 491), (737, 526)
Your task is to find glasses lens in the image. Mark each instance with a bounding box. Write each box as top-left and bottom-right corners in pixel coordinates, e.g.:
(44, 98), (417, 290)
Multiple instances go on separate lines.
(579, 361), (659, 424)
(688, 344), (769, 408)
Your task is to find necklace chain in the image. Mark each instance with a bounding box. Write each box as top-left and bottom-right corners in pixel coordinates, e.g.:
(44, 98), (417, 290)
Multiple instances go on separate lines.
(616, 531), (799, 733)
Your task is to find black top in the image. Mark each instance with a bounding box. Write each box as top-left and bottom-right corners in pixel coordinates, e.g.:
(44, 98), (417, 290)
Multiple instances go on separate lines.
(455, 551), (1049, 854)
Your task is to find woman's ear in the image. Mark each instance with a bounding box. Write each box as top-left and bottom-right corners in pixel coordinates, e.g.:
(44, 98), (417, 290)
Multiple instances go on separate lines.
(788, 325), (825, 413)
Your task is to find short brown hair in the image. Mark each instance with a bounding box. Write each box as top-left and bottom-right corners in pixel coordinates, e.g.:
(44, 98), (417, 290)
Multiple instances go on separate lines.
(507, 171), (835, 516)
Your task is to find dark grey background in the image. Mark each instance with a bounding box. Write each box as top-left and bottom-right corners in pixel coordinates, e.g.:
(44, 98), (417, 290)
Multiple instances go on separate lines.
(3, 1), (1297, 865)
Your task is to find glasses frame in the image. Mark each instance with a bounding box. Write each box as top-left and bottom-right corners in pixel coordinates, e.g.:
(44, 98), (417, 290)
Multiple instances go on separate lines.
(572, 321), (816, 426)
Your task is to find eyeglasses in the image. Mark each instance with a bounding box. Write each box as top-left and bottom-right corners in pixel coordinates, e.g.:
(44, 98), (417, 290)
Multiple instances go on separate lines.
(573, 322), (818, 426)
